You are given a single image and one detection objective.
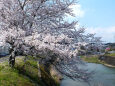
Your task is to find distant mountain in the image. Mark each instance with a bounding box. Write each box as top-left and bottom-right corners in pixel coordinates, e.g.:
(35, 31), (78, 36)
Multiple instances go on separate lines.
(105, 43), (115, 46)
(104, 43), (115, 50)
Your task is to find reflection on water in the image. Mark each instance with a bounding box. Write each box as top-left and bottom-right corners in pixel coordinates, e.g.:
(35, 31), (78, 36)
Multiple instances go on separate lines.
(61, 63), (115, 86)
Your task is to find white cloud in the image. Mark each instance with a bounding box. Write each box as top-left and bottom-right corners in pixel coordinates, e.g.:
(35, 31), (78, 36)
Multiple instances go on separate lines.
(86, 26), (115, 43)
(69, 4), (85, 18)
(66, 4), (85, 19)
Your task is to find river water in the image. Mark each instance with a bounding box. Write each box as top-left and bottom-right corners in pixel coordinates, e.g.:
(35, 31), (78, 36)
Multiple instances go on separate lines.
(60, 63), (115, 86)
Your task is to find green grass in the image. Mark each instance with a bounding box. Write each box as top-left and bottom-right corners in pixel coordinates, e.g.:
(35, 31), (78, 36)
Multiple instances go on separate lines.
(15, 57), (60, 86)
(81, 54), (115, 68)
(0, 56), (60, 86)
(0, 56), (45, 86)
(14, 57), (44, 86)
(104, 53), (115, 57)
(81, 55), (104, 64)
(0, 62), (35, 86)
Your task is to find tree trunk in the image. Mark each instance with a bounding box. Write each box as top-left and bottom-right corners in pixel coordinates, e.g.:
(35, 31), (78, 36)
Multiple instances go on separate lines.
(9, 49), (16, 67)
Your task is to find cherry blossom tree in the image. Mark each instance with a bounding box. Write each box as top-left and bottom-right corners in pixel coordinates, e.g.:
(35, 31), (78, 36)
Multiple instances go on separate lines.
(0, 0), (102, 82)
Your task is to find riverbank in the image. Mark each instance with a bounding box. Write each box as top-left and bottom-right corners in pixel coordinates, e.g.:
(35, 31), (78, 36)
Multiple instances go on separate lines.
(103, 63), (115, 68)
(102, 53), (115, 67)
(81, 55), (103, 64)
(81, 53), (115, 68)
(0, 56), (60, 86)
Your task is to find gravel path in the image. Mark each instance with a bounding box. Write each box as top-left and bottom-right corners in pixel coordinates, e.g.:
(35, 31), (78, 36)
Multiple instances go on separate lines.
(0, 56), (26, 63)
(0, 56), (9, 63)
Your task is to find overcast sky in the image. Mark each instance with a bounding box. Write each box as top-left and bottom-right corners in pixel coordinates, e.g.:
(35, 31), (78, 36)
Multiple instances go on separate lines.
(68, 0), (115, 43)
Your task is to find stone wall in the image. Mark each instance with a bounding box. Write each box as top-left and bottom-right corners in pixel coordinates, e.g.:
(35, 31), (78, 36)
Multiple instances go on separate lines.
(103, 56), (115, 66)
(39, 64), (62, 86)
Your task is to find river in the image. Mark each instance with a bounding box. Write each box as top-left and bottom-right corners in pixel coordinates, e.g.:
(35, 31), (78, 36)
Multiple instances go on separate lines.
(60, 63), (115, 86)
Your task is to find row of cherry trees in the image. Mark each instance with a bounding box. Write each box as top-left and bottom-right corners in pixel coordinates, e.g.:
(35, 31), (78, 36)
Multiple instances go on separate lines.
(0, 0), (102, 82)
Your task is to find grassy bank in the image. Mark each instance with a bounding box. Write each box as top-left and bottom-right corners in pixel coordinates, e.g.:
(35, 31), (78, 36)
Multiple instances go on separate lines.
(81, 53), (115, 68)
(104, 53), (115, 57)
(0, 56), (60, 86)
(14, 56), (43, 86)
(0, 62), (36, 86)
(81, 55), (104, 64)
